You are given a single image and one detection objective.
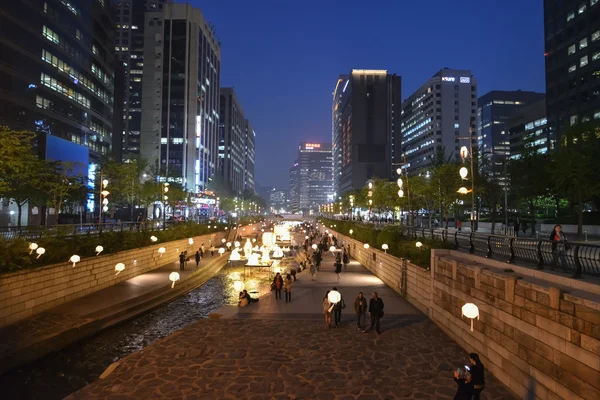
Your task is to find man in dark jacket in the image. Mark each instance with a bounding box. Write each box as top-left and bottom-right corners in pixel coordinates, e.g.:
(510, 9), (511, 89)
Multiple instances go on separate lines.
(179, 252), (185, 271)
(331, 287), (345, 327)
(354, 292), (368, 330)
(363, 292), (384, 334)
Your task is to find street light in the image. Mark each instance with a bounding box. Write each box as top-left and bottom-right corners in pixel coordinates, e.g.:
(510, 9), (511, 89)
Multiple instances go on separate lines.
(162, 182), (169, 228)
(457, 121), (476, 231)
(99, 178), (109, 225)
(393, 153), (411, 225)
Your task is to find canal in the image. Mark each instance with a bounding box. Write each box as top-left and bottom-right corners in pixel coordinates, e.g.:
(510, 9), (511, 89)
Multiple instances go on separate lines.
(0, 266), (271, 400)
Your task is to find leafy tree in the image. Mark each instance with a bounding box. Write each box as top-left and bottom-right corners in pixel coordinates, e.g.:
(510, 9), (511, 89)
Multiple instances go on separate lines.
(409, 175), (437, 227)
(431, 163), (462, 228)
(41, 161), (86, 224)
(137, 181), (161, 219)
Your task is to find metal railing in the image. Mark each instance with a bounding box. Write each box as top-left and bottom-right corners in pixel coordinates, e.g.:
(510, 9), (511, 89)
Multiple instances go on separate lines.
(403, 226), (600, 278)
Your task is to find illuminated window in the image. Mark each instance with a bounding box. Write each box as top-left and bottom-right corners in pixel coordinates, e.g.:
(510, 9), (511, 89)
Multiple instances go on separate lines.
(42, 25), (59, 44)
(40, 73), (90, 108)
(570, 115), (578, 125)
(569, 64), (577, 73)
(580, 38), (588, 49)
(579, 3), (587, 13)
(594, 111), (600, 119)
(75, 29), (81, 40)
(593, 52), (600, 61)
(567, 11), (575, 21)
(593, 0), (599, 6)
(36, 95), (51, 109)
(92, 45), (98, 55)
(581, 55), (589, 67)
(568, 44), (576, 55)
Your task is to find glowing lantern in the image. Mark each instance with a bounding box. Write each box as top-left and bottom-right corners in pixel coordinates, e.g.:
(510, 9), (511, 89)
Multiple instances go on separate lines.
(397, 178), (403, 188)
(226, 242), (232, 249)
(311, 244), (318, 250)
(462, 303), (480, 331)
(221, 238), (226, 243)
(95, 245), (104, 255)
(29, 242), (38, 254)
(252, 238), (257, 243)
(158, 247), (166, 256)
(188, 238), (194, 245)
(349, 229), (353, 235)
(150, 236), (158, 242)
(229, 249), (242, 261)
(460, 146), (469, 159)
(233, 281), (245, 292)
(305, 235), (309, 240)
(396, 168), (402, 175)
(329, 246), (336, 252)
(328, 290), (341, 304)
(416, 241), (423, 248)
(457, 187), (469, 195)
(169, 272), (180, 288)
(36, 247), (45, 258)
(398, 189), (404, 198)
(219, 248), (225, 256)
(115, 262), (125, 275)
(459, 167), (469, 180)
(363, 243), (370, 249)
(382, 244), (388, 253)
(69, 254), (80, 267)
(234, 241), (240, 248)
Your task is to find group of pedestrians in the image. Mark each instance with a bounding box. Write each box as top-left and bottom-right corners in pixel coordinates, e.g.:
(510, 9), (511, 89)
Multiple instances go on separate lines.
(178, 243), (218, 271)
(272, 272), (294, 302)
(321, 290), (384, 334)
(452, 353), (486, 400)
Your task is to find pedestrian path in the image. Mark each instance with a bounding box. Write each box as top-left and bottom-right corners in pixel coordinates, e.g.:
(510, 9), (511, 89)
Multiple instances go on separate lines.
(67, 232), (518, 400)
(0, 253), (227, 375)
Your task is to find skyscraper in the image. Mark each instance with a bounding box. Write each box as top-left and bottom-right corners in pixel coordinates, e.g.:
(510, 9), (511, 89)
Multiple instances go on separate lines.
(0, 0), (117, 161)
(544, 0), (600, 141)
(332, 70), (401, 196)
(115, 0), (171, 161)
(507, 98), (549, 159)
(295, 142), (333, 213)
(243, 119), (256, 193)
(140, 3), (220, 193)
(288, 161), (299, 213)
(401, 69), (477, 174)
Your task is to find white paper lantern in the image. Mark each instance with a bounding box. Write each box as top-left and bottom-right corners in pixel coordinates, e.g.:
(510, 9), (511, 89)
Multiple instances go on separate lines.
(382, 244), (389, 252)
(233, 280), (245, 292)
(29, 242), (38, 254)
(398, 189), (404, 198)
(311, 244), (318, 250)
(36, 247), (45, 258)
(115, 262), (125, 275)
(305, 235), (309, 240)
(328, 290), (341, 304)
(95, 245), (104, 255)
(188, 238), (194, 245)
(397, 178), (403, 188)
(416, 241), (423, 248)
(460, 167), (469, 179)
(234, 241), (240, 248)
(150, 236), (158, 242)
(329, 246), (336, 252)
(69, 254), (80, 267)
(226, 242), (232, 248)
(363, 243), (370, 249)
(158, 247), (166, 256)
(462, 303), (480, 331)
(169, 272), (180, 288)
(349, 229), (353, 235)
(219, 247), (225, 256)
(221, 238), (226, 243)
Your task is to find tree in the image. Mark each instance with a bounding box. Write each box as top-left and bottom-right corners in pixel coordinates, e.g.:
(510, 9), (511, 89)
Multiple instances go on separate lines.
(137, 181), (161, 219)
(431, 163), (462, 228)
(475, 152), (504, 233)
(41, 161), (86, 225)
(409, 175), (436, 227)
(370, 179), (398, 218)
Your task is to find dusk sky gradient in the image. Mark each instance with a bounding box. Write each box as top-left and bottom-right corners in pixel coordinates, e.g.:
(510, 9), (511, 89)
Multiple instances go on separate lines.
(190, 0), (546, 190)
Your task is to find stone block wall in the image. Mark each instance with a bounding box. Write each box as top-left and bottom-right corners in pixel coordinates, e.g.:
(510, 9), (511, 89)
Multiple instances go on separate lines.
(0, 223), (260, 328)
(322, 226), (600, 400)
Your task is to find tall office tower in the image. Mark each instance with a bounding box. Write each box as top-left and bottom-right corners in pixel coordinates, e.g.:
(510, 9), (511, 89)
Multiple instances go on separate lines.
(0, 0), (116, 161)
(140, 3), (220, 193)
(268, 188), (287, 213)
(218, 88), (247, 194)
(115, 0), (171, 161)
(544, 0), (600, 142)
(288, 161), (299, 213)
(296, 142), (334, 214)
(243, 119), (256, 193)
(401, 69), (477, 174)
(476, 91), (545, 180)
(508, 98), (549, 159)
(332, 70), (401, 196)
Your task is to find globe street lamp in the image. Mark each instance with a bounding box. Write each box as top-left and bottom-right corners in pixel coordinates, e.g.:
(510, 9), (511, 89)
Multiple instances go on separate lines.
(457, 122), (476, 232)
(162, 182), (169, 229)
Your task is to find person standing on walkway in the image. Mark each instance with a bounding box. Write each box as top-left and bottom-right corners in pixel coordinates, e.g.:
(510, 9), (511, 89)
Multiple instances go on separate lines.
(468, 353), (485, 400)
(334, 259), (342, 283)
(273, 273), (284, 300)
(284, 274), (293, 302)
(309, 261), (317, 281)
(342, 248), (349, 271)
(323, 291), (332, 330)
(354, 292), (368, 331)
(199, 244), (204, 259)
(179, 252), (185, 271)
(315, 250), (322, 271)
(331, 287), (345, 327)
(195, 250), (201, 268)
(363, 292), (384, 334)
(453, 370), (474, 400)
(550, 224), (568, 269)
(210, 245), (215, 256)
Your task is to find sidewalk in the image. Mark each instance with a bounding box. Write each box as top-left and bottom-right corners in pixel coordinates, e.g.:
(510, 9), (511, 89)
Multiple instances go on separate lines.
(0, 252), (228, 375)
(66, 232), (518, 400)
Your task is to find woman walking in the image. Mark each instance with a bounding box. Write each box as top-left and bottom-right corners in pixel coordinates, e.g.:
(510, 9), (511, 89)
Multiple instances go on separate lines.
(342, 248), (349, 271)
(322, 291), (332, 330)
(550, 224), (568, 269)
(334, 258), (342, 283)
(469, 353), (486, 400)
(195, 250), (201, 268)
(284, 274), (293, 302)
(272, 273), (284, 300)
(309, 261), (317, 281)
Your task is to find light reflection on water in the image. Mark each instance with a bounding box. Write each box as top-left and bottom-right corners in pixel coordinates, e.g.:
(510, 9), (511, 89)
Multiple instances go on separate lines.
(0, 266), (271, 400)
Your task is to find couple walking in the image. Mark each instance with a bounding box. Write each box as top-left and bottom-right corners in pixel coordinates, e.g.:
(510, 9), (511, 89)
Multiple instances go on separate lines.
(322, 290), (384, 334)
(272, 272), (293, 302)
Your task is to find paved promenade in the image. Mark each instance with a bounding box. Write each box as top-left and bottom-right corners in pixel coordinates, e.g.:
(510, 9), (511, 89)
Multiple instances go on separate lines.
(67, 234), (517, 400)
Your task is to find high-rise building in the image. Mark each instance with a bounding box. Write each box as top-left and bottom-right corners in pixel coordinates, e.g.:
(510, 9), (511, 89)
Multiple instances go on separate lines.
(0, 0), (117, 161)
(476, 91), (545, 179)
(508, 98), (549, 159)
(401, 69), (477, 174)
(332, 70), (401, 196)
(544, 0), (600, 142)
(288, 161), (299, 213)
(268, 188), (287, 213)
(140, 3), (220, 193)
(115, 0), (171, 161)
(243, 119), (256, 193)
(292, 142), (334, 213)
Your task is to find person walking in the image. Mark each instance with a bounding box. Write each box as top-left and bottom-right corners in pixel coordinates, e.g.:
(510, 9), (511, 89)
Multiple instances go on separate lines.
(331, 287), (345, 327)
(322, 291), (332, 330)
(469, 353), (486, 400)
(354, 292), (368, 331)
(199, 244), (205, 259)
(210, 245), (215, 256)
(284, 274), (293, 302)
(550, 224), (569, 269)
(195, 250), (201, 268)
(334, 259), (342, 283)
(272, 273), (284, 300)
(363, 292), (384, 334)
(315, 250), (322, 271)
(342, 248), (349, 271)
(309, 261), (317, 281)
(179, 252), (185, 271)
(453, 369), (474, 400)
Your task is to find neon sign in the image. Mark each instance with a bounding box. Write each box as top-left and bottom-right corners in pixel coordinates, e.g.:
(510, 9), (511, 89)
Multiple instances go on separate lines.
(305, 143), (321, 148)
(460, 77), (471, 83)
(441, 77), (455, 82)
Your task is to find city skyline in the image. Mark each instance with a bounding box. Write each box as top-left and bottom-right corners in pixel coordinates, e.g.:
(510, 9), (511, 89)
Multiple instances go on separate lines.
(193, 0), (545, 188)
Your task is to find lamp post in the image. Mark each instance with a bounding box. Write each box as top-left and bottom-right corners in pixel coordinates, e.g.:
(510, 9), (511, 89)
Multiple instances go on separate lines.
(392, 153), (410, 225)
(349, 195), (354, 220)
(457, 122), (476, 232)
(367, 182), (373, 221)
(99, 178), (109, 227)
(162, 182), (169, 229)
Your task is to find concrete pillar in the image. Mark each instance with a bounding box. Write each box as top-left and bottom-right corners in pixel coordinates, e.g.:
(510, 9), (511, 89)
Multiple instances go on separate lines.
(549, 287), (561, 310)
(505, 276), (516, 303)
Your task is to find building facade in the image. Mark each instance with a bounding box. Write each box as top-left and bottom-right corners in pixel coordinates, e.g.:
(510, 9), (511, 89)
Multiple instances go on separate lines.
(288, 161), (299, 213)
(0, 0), (117, 161)
(476, 90), (545, 179)
(295, 142), (333, 213)
(115, 0), (170, 161)
(139, 3), (220, 193)
(508, 99), (549, 159)
(544, 0), (600, 141)
(401, 69), (477, 174)
(243, 119), (256, 193)
(268, 188), (287, 213)
(332, 70), (401, 196)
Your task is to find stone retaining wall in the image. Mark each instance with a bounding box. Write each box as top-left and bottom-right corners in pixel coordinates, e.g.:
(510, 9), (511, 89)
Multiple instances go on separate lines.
(0, 223), (260, 328)
(323, 226), (600, 400)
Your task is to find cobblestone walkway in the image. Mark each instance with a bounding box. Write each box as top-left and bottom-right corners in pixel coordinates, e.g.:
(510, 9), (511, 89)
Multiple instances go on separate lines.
(66, 317), (516, 400)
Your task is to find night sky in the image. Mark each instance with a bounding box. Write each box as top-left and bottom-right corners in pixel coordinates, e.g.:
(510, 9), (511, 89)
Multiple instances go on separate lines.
(190, 0), (546, 190)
